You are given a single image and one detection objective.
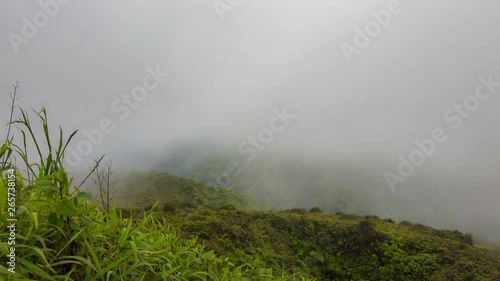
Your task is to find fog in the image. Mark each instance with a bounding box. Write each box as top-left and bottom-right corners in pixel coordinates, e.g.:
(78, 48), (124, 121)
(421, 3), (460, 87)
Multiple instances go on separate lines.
(1, 1), (499, 243)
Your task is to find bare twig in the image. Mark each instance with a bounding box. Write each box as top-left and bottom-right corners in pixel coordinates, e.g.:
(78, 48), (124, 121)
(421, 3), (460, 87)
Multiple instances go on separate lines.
(77, 154), (105, 189)
(6, 81), (20, 142)
(92, 159), (117, 210)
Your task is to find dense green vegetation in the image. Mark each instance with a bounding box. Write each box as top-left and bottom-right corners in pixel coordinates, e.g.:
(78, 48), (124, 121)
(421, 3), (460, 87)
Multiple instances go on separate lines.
(169, 208), (500, 280)
(1, 106), (500, 280)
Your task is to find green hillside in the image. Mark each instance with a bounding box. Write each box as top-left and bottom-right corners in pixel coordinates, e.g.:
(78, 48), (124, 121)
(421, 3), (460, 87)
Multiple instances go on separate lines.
(114, 172), (500, 280)
(156, 151), (500, 245)
(115, 171), (265, 211)
(171, 208), (500, 280)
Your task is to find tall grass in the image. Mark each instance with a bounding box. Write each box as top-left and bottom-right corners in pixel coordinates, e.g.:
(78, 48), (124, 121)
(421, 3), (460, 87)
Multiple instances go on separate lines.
(0, 107), (310, 280)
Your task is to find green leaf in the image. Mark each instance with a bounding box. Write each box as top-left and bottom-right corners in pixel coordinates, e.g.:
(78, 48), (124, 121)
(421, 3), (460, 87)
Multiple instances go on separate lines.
(59, 199), (78, 216)
(16, 169), (25, 189)
(62, 183), (70, 196)
(44, 154), (52, 175)
(19, 258), (56, 280)
(46, 187), (57, 198)
(76, 191), (93, 201)
(35, 179), (54, 190)
(32, 211), (39, 229)
(61, 255), (97, 272)
(79, 215), (94, 226)
(48, 212), (59, 225)
(0, 143), (8, 156)
(0, 144), (12, 168)
(55, 168), (68, 185)
(69, 219), (80, 230)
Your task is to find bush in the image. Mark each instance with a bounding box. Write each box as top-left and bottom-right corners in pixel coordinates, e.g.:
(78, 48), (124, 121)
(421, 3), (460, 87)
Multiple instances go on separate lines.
(162, 203), (177, 213)
(218, 204), (237, 211)
(287, 208), (307, 214)
(308, 207), (323, 213)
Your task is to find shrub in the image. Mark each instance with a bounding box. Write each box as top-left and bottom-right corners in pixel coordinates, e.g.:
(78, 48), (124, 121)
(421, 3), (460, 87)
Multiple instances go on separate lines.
(308, 207), (323, 213)
(162, 203), (177, 213)
(287, 208), (307, 214)
(384, 218), (395, 224)
(218, 204), (237, 211)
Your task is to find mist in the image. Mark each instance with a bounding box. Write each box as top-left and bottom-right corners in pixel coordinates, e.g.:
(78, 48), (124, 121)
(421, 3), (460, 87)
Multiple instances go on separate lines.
(1, 0), (499, 243)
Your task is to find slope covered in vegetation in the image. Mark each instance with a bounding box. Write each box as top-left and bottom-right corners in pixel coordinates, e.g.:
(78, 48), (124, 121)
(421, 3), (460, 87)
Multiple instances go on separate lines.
(114, 171), (265, 211)
(113, 171), (500, 280)
(168, 208), (500, 280)
(155, 149), (500, 245)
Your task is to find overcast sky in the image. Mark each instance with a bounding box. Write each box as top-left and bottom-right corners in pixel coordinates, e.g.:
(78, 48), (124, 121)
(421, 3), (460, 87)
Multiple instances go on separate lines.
(1, 1), (499, 214)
